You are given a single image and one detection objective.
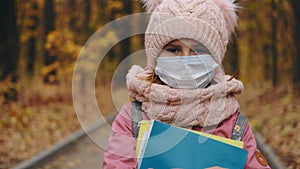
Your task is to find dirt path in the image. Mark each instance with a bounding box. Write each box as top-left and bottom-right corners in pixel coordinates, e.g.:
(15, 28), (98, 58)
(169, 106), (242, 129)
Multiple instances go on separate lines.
(37, 124), (112, 169)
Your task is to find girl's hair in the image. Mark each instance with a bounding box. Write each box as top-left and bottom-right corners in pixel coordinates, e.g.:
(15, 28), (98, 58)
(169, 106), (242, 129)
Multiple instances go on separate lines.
(130, 70), (159, 102)
(137, 70), (159, 84)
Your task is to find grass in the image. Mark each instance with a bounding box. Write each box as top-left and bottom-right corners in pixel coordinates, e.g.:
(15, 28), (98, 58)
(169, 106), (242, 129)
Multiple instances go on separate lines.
(238, 84), (300, 169)
(0, 77), (117, 169)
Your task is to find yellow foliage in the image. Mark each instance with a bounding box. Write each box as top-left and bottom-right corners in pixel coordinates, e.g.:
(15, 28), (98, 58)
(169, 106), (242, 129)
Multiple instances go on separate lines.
(107, 1), (123, 10)
(45, 29), (82, 60)
(77, 30), (118, 73)
(41, 61), (59, 77)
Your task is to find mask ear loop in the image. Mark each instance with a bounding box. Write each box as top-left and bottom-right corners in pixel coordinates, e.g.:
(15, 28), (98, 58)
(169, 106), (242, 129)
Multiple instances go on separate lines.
(213, 62), (240, 83)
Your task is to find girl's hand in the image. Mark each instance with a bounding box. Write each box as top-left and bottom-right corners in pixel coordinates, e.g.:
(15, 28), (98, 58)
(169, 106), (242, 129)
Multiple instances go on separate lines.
(205, 167), (228, 169)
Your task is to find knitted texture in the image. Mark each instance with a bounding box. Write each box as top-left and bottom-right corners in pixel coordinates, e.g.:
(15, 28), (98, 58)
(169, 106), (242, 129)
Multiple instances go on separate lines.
(126, 65), (244, 127)
(144, 0), (238, 68)
(126, 0), (241, 127)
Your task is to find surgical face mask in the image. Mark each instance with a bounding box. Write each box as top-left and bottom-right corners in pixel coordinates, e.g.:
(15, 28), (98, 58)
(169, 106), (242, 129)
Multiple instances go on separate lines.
(154, 55), (219, 89)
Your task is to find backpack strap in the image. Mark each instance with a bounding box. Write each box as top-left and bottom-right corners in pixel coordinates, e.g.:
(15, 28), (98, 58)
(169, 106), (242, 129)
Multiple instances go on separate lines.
(231, 112), (248, 141)
(132, 100), (143, 139)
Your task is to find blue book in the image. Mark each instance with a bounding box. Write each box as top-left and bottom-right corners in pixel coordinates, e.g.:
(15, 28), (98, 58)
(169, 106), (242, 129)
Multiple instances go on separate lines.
(138, 120), (248, 169)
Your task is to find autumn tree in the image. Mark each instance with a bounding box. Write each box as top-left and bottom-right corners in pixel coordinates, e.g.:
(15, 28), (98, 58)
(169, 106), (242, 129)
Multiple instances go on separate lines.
(0, 0), (19, 79)
(83, 0), (91, 36)
(224, 34), (239, 75)
(119, 1), (133, 62)
(44, 0), (56, 65)
(289, 0), (300, 94)
(26, 0), (39, 75)
(270, 0), (278, 87)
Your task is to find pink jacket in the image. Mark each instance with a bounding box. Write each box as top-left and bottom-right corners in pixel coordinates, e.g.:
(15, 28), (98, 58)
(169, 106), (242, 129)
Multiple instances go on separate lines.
(103, 102), (271, 169)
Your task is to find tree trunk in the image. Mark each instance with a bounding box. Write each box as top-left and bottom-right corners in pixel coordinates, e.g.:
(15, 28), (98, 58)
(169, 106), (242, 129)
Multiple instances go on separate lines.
(44, 0), (56, 65)
(119, 0), (132, 62)
(230, 36), (239, 73)
(271, 0), (278, 87)
(84, 0), (91, 35)
(97, 0), (108, 25)
(68, 0), (76, 29)
(0, 0), (19, 79)
(290, 0), (300, 94)
(26, 1), (39, 75)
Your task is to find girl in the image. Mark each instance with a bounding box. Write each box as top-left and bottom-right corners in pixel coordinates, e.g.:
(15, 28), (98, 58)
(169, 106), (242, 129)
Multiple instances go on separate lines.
(103, 0), (271, 168)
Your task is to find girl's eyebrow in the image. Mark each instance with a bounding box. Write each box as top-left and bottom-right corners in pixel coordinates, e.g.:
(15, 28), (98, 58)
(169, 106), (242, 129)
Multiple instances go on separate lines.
(163, 44), (180, 49)
(183, 42), (204, 48)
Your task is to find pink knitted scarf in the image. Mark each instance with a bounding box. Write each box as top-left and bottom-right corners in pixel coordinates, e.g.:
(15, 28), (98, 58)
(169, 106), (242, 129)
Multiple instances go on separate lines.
(126, 65), (244, 128)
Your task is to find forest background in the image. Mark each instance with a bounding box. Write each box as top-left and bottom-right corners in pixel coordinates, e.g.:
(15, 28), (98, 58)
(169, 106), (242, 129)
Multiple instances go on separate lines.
(0, 0), (299, 169)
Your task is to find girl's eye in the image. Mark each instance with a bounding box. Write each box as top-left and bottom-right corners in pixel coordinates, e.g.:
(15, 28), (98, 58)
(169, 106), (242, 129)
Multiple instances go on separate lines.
(166, 48), (181, 54)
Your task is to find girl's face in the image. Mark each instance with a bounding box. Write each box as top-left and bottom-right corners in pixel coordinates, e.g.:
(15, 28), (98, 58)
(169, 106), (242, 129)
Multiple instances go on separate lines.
(159, 38), (210, 57)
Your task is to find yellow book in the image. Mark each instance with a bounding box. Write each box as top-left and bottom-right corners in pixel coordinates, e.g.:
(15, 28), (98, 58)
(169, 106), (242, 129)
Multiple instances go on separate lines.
(136, 120), (154, 157)
(185, 128), (244, 148)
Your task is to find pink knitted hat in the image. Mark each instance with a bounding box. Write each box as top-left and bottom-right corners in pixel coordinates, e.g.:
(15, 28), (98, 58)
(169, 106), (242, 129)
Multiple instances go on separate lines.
(141, 0), (238, 68)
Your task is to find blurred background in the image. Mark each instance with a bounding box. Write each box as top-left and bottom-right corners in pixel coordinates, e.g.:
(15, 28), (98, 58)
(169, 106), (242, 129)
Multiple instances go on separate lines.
(0, 0), (299, 169)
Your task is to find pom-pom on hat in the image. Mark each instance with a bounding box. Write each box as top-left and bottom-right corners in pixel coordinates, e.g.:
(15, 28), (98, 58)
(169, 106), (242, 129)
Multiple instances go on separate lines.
(141, 0), (238, 68)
